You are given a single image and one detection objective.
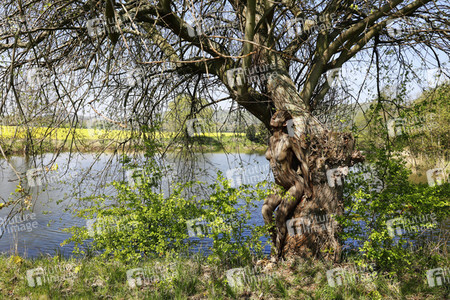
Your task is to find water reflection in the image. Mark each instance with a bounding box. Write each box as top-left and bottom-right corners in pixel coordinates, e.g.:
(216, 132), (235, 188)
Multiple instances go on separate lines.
(0, 152), (271, 257)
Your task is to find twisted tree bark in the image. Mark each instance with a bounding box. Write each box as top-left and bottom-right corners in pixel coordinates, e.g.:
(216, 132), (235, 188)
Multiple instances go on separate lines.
(262, 73), (364, 261)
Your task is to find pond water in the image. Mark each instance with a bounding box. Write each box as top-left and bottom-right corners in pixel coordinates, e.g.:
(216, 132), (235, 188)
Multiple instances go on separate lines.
(0, 151), (445, 258)
(0, 152), (272, 258)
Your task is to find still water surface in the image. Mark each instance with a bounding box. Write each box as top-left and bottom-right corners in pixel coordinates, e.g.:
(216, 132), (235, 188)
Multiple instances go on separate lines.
(0, 152), (271, 258)
(0, 152), (445, 258)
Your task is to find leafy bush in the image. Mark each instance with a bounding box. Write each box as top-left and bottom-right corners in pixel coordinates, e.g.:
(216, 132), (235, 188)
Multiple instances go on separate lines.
(340, 104), (449, 273)
(63, 160), (270, 264)
(195, 175), (270, 265)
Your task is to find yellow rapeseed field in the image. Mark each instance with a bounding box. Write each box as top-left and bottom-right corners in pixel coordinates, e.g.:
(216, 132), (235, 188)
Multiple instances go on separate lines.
(0, 126), (245, 141)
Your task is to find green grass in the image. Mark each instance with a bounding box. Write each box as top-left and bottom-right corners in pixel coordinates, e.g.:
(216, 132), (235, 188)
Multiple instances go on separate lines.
(1, 254), (447, 299)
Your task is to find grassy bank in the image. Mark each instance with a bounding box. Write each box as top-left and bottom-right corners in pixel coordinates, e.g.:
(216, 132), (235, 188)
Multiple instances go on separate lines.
(1, 252), (448, 300)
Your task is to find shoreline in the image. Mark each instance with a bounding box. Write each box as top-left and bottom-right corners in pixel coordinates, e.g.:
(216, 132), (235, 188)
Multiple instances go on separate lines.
(0, 138), (268, 157)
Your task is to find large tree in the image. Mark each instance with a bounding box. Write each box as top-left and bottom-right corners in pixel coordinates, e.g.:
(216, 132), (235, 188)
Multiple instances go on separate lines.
(0, 0), (448, 260)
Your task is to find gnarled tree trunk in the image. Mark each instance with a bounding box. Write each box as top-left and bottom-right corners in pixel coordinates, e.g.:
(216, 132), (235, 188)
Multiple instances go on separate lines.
(263, 72), (364, 261)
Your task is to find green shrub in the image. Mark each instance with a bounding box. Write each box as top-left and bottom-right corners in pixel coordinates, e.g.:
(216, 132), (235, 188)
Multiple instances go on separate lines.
(340, 105), (449, 273)
(63, 158), (270, 264)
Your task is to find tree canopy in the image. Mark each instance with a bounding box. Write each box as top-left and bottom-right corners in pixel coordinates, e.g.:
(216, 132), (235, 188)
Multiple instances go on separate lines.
(0, 0), (447, 141)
